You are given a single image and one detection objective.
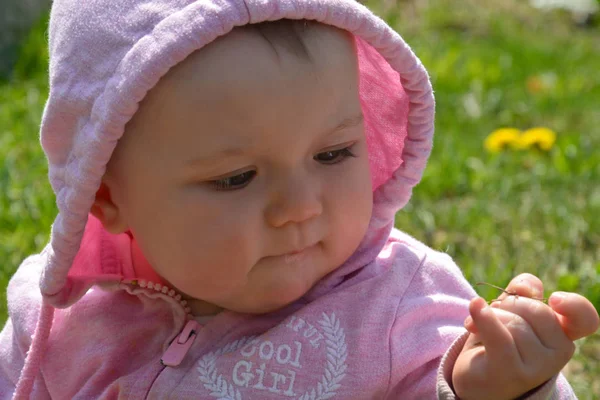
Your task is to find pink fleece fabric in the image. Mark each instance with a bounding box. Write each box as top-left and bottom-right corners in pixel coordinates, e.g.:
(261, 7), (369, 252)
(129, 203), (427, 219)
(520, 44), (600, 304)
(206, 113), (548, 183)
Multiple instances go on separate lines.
(0, 0), (576, 398)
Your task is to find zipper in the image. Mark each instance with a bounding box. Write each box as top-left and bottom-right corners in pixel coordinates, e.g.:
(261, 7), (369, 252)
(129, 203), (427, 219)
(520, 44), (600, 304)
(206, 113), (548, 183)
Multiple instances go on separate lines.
(125, 279), (198, 367)
(160, 319), (200, 367)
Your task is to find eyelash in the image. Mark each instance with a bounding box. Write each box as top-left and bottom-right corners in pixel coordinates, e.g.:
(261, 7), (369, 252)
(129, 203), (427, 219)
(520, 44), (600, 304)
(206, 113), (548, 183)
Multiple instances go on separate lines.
(209, 144), (358, 191)
(211, 170), (257, 191)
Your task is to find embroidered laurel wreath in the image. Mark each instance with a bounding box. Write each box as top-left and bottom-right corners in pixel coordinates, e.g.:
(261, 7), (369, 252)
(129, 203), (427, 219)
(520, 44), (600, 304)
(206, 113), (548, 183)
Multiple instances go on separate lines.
(197, 312), (348, 399)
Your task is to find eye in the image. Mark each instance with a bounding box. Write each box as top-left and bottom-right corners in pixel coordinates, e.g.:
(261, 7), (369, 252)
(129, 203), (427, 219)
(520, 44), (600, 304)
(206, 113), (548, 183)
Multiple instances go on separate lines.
(314, 145), (357, 165)
(209, 170), (256, 191)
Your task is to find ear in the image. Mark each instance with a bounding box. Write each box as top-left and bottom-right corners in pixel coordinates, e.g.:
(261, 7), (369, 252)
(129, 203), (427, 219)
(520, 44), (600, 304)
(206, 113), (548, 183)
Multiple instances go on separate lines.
(90, 181), (129, 234)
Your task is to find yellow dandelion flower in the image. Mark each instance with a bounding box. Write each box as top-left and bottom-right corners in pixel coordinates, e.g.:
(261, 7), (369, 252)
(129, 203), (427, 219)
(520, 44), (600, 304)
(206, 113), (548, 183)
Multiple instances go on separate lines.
(484, 128), (522, 152)
(519, 127), (557, 151)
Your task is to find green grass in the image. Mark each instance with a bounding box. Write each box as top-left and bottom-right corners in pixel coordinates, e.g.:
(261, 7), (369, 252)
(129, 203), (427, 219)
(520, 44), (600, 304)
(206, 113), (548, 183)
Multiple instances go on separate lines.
(1, 14), (54, 321)
(367, 0), (600, 397)
(1, 2), (599, 397)
(378, 0), (600, 310)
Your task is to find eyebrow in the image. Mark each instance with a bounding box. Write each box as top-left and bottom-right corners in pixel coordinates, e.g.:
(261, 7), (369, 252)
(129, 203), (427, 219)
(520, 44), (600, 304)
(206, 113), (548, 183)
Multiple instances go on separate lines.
(329, 113), (364, 136)
(186, 113), (364, 168)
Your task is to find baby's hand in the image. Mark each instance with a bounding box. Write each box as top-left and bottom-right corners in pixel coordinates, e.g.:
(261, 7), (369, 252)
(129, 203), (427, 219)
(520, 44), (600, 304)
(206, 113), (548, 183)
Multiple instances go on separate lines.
(453, 273), (600, 400)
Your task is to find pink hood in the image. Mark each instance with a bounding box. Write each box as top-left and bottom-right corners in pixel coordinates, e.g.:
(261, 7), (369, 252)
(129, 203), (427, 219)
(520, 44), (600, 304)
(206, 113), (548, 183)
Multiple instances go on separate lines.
(40, 0), (434, 309)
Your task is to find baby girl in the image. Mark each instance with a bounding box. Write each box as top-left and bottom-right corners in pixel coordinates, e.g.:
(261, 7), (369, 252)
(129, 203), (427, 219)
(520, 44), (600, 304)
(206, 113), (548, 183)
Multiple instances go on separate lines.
(1, 0), (598, 399)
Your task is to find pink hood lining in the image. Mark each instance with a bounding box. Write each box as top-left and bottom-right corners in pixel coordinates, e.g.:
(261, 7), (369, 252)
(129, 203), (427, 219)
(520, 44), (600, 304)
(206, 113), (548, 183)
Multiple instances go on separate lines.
(39, 0), (434, 308)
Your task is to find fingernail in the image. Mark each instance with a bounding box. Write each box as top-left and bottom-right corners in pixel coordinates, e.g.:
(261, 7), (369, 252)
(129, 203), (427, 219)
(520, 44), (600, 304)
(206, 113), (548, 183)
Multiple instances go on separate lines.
(550, 292), (567, 307)
(465, 316), (473, 326)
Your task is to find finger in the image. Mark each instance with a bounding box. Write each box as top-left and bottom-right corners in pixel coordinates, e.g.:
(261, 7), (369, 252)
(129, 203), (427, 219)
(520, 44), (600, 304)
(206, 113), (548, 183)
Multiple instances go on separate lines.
(466, 306), (566, 393)
(549, 292), (600, 341)
(496, 273), (544, 302)
(491, 295), (570, 351)
(468, 297), (520, 363)
(467, 304), (563, 377)
(494, 308), (557, 375)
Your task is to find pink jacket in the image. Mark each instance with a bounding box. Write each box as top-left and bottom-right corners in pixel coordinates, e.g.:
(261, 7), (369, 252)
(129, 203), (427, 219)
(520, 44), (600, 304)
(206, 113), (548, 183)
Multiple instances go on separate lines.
(1, 220), (574, 399)
(0, 0), (576, 398)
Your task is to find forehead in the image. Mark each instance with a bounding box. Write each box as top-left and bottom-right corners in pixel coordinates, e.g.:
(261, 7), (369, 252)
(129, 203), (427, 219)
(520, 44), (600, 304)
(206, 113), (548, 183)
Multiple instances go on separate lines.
(142, 22), (357, 112)
(115, 22), (360, 166)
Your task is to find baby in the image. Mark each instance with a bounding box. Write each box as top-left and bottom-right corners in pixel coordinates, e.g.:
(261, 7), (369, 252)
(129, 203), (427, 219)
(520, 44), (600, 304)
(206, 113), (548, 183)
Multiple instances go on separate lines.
(1, 0), (598, 399)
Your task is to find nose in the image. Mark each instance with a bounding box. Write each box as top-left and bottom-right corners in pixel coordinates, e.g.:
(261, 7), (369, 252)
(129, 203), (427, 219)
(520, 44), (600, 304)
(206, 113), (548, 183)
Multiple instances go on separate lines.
(264, 172), (323, 228)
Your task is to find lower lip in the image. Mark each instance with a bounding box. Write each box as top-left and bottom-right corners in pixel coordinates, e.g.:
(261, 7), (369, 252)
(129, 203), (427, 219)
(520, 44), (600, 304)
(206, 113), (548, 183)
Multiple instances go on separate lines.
(283, 244), (317, 263)
(288, 248), (306, 255)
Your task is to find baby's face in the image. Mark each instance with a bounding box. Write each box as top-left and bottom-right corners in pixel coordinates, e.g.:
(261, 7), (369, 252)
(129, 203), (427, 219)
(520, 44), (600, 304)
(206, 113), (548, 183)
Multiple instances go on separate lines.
(106, 25), (372, 314)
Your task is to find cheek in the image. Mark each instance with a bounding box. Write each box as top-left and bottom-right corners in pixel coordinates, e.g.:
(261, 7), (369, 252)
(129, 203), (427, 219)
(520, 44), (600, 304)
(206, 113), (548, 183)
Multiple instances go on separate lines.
(339, 155), (373, 219)
(326, 158), (373, 259)
(140, 192), (262, 294)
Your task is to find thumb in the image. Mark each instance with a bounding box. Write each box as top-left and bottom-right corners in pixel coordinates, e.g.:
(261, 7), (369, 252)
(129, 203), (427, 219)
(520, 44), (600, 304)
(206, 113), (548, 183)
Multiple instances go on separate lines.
(549, 292), (600, 341)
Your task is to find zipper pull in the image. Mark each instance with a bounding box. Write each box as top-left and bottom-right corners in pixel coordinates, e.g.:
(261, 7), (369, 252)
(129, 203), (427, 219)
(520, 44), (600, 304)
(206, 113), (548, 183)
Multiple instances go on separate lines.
(161, 320), (200, 367)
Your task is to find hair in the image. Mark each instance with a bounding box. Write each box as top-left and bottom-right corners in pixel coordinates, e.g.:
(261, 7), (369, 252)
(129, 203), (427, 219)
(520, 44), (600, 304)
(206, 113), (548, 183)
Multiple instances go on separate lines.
(242, 19), (318, 63)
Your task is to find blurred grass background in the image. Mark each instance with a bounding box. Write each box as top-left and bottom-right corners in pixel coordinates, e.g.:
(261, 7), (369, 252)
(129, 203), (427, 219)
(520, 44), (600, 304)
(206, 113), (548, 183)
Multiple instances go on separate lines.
(1, 0), (599, 397)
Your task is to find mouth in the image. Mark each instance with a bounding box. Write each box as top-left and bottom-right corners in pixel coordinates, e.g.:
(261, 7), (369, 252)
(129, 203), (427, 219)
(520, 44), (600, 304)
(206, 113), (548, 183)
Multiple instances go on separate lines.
(285, 242), (319, 256)
(261, 242), (320, 264)
(287, 247), (307, 256)
(281, 242), (319, 264)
